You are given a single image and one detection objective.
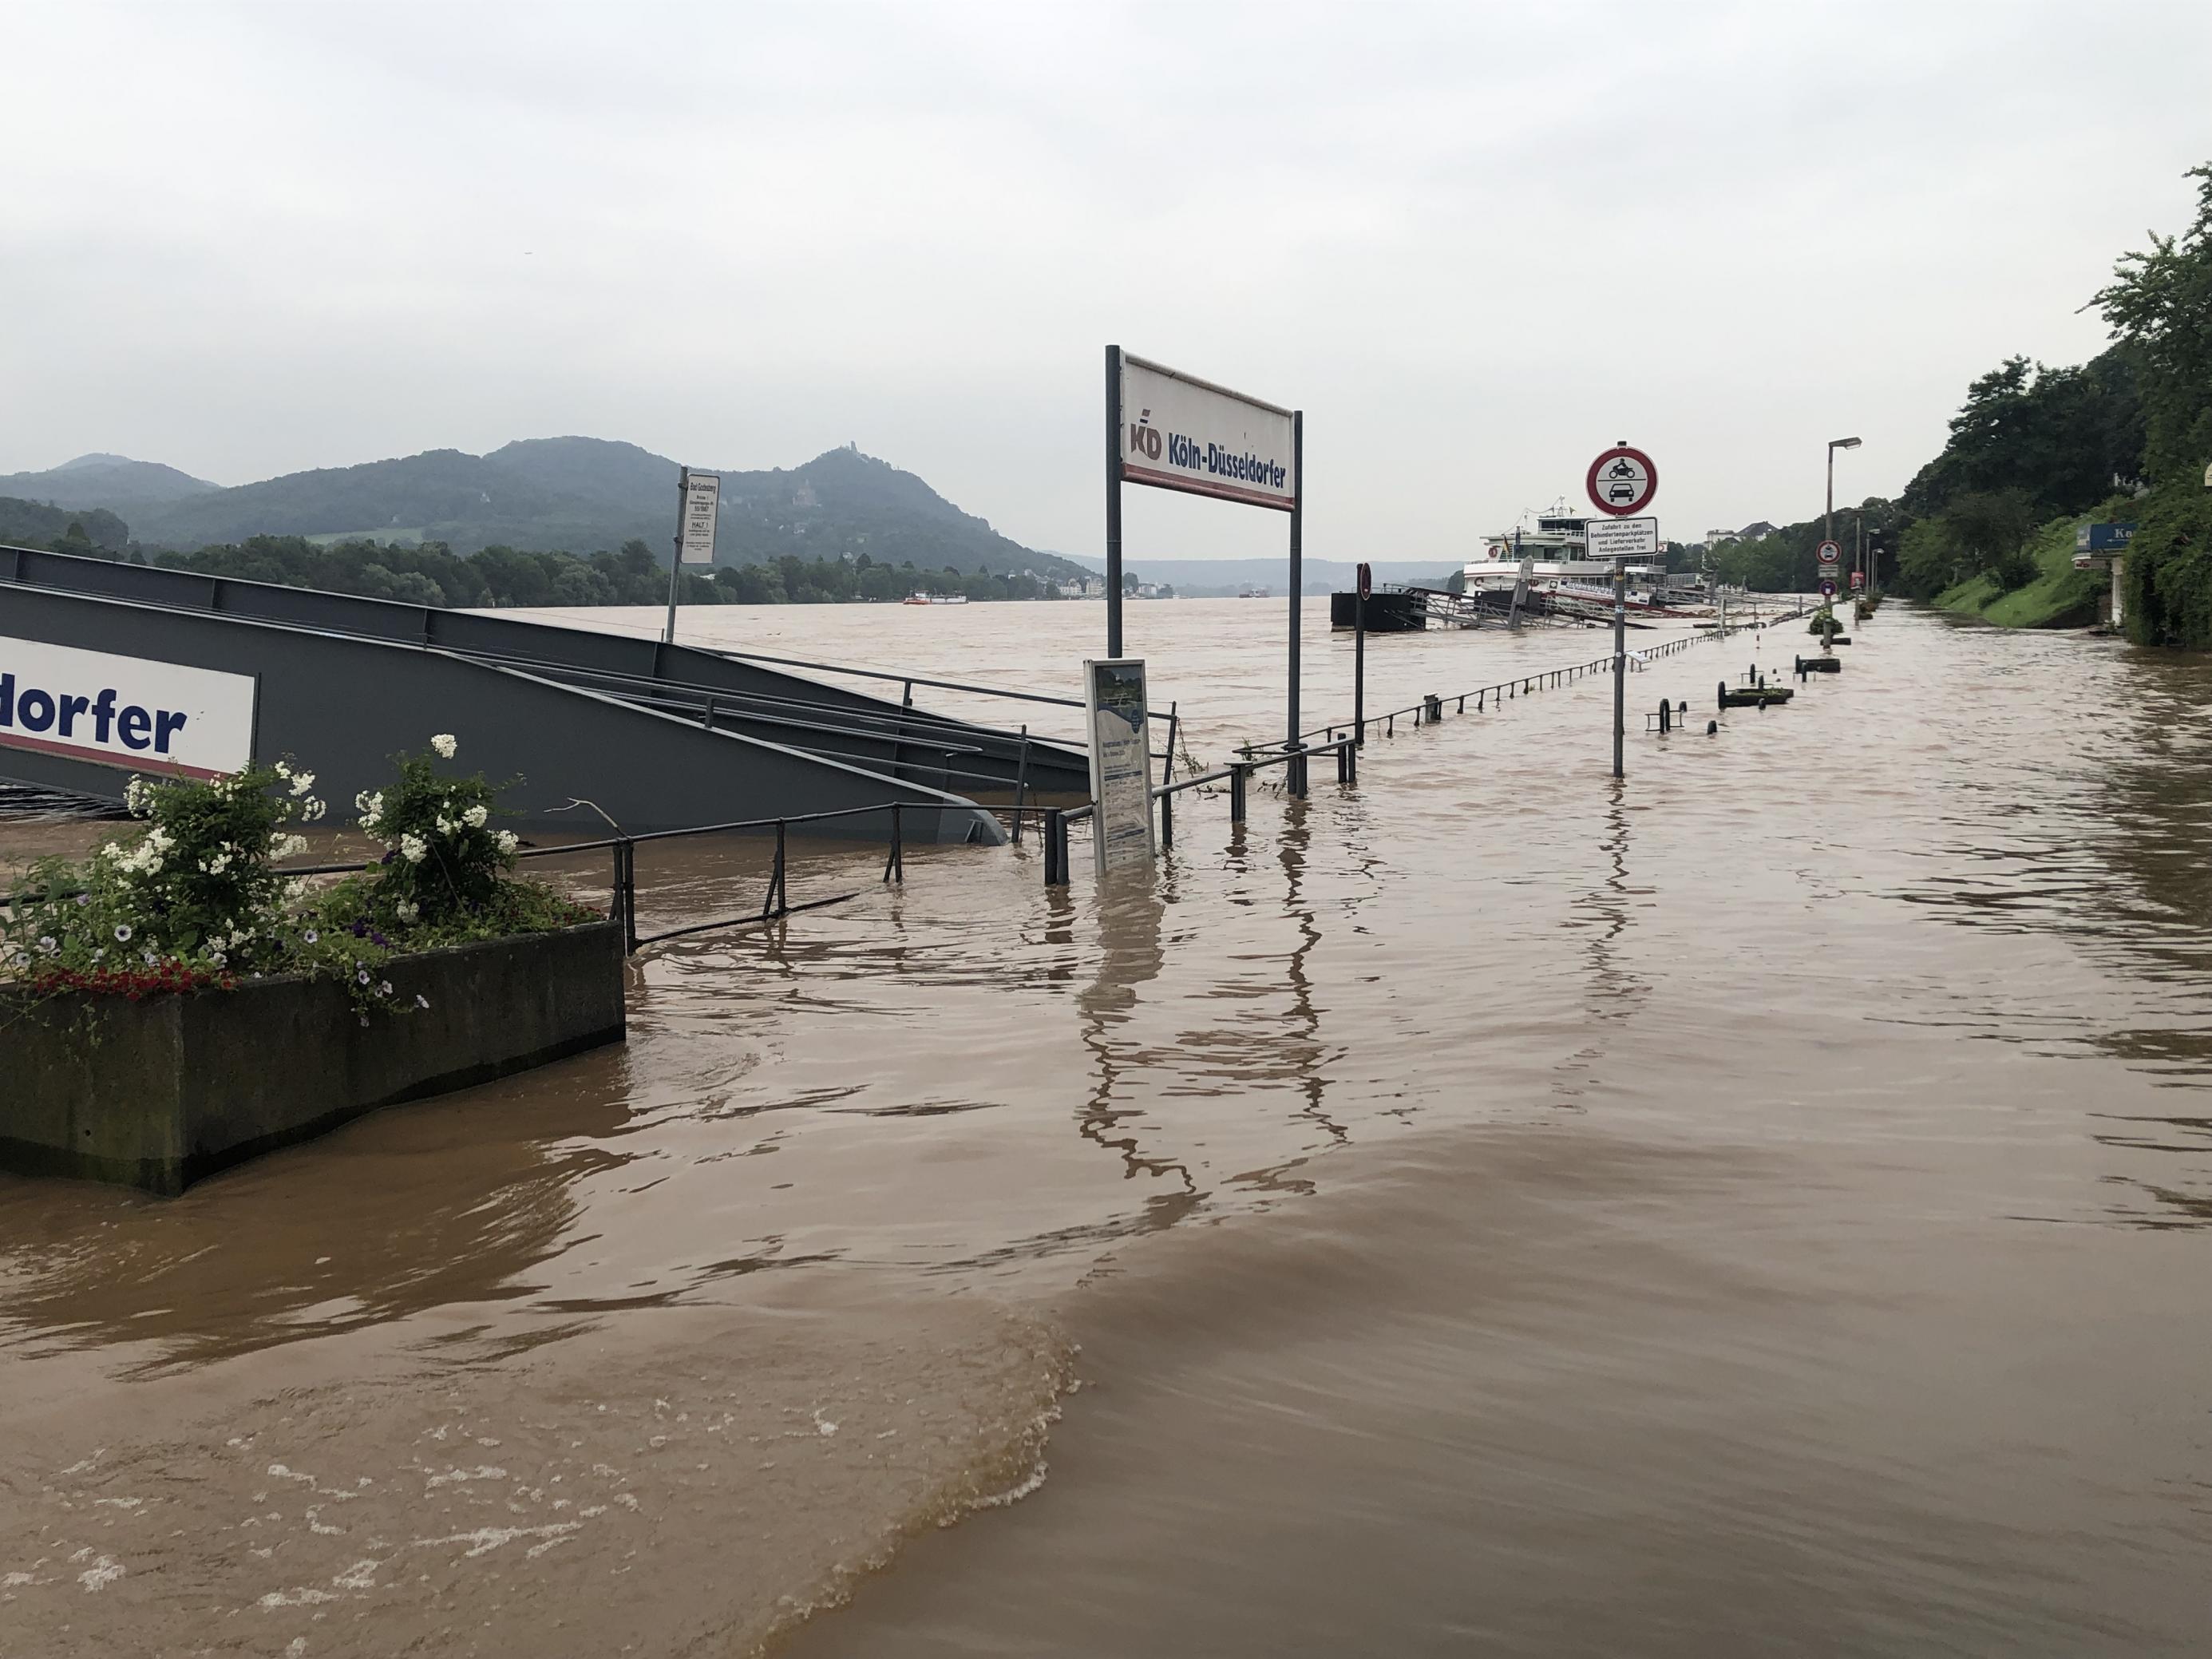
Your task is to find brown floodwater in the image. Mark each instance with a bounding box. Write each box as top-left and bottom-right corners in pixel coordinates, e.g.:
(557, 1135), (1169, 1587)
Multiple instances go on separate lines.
(2, 598), (2206, 1657)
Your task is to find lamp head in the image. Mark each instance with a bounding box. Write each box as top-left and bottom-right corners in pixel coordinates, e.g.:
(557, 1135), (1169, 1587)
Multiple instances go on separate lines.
(1830, 437), (1862, 450)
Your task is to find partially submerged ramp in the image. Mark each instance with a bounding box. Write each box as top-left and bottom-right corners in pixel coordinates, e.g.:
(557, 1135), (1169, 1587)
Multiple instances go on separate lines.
(0, 549), (1088, 839)
(0, 547), (1090, 802)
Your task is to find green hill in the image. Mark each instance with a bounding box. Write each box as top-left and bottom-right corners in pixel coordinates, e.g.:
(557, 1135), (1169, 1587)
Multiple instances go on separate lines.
(7, 436), (1087, 579)
(0, 454), (216, 511)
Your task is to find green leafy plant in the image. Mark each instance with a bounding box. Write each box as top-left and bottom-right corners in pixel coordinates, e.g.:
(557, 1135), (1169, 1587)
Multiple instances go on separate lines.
(353, 733), (520, 926)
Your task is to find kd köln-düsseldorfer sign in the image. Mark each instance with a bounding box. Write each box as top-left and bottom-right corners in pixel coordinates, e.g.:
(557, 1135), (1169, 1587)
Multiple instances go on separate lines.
(1119, 354), (1297, 512)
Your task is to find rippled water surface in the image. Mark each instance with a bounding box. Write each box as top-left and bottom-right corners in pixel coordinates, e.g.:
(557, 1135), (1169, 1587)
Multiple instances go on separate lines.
(2, 599), (2207, 1655)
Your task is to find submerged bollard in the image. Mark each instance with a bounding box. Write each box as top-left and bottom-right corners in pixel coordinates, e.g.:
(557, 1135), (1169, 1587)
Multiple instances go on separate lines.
(1424, 693), (1442, 723)
(1707, 719), (1719, 735)
(1657, 698), (1672, 733)
(1229, 763), (1249, 824)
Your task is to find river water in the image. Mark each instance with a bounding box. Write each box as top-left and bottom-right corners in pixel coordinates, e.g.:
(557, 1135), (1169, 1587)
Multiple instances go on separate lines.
(2, 598), (2206, 1657)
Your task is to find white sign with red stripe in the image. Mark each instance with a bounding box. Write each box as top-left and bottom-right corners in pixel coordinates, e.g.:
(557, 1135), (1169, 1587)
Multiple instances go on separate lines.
(1119, 354), (1296, 512)
(0, 636), (256, 780)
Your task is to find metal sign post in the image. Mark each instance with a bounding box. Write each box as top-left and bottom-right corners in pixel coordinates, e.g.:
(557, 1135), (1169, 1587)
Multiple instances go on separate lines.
(663, 467), (721, 646)
(1105, 346), (1125, 658)
(1354, 560), (1370, 746)
(1585, 448), (1657, 782)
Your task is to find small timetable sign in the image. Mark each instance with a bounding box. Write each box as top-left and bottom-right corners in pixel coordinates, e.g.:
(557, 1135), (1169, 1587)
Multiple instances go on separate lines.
(678, 469), (721, 564)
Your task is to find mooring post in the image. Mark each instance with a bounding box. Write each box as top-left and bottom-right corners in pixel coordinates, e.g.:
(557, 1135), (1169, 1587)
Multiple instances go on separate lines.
(1425, 693), (1442, 723)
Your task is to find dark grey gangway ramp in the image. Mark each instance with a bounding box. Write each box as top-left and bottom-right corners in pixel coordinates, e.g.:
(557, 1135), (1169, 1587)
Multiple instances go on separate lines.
(0, 547), (1091, 800)
(1, 577), (1017, 841)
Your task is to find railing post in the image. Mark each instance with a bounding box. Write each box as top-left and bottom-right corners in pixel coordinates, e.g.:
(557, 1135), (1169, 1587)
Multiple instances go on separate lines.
(1229, 763), (1248, 824)
(615, 840), (638, 955)
(1044, 809), (1068, 886)
(1337, 739), (1355, 786)
(1011, 724), (1031, 845)
(1288, 743), (1308, 799)
(884, 802), (904, 884)
(1159, 786), (1174, 850)
(1164, 700), (1181, 782)
(1424, 693), (1442, 723)
(765, 820), (788, 918)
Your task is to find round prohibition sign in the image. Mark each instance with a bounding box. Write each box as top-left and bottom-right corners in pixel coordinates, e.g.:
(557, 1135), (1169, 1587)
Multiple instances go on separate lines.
(1586, 445), (1658, 517)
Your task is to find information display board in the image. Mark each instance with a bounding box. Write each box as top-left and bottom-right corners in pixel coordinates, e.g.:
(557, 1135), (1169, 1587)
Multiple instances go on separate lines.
(1083, 658), (1155, 877)
(679, 470), (721, 564)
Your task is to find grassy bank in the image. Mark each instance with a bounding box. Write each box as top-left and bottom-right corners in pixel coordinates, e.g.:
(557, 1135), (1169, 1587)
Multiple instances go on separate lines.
(1931, 513), (2103, 629)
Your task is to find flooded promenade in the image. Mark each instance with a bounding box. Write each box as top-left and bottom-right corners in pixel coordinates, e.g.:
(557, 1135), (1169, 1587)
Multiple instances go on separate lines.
(2, 599), (2207, 1657)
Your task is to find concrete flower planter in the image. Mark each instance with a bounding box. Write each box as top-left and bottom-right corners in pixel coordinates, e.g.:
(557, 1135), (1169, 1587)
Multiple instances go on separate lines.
(0, 921), (625, 1195)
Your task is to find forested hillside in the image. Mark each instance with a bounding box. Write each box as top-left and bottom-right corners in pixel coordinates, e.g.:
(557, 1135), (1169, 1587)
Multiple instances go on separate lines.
(1709, 161), (2212, 647)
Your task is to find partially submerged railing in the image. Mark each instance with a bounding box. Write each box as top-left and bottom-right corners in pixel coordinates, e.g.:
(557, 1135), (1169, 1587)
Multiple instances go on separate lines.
(1037, 736), (1357, 887)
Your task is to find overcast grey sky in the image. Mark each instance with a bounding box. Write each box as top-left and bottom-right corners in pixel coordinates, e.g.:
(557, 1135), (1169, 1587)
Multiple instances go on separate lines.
(5, 0), (2209, 560)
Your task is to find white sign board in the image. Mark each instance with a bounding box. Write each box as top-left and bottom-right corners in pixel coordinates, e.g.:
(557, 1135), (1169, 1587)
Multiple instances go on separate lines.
(1120, 354), (1296, 513)
(1083, 658), (1155, 877)
(1585, 517), (1659, 560)
(0, 635), (256, 781)
(679, 470), (721, 564)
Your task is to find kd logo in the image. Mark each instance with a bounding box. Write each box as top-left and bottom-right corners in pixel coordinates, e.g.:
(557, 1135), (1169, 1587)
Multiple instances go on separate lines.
(1128, 420), (1161, 461)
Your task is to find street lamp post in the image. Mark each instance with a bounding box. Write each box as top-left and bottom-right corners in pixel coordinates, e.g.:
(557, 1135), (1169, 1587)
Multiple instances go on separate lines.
(1825, 436), (1862, 547)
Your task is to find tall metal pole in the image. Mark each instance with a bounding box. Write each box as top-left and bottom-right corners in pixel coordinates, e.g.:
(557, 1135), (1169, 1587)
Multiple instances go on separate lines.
(1287, 410), (1304, 754)
(1611, 554), (1626, 779)
(1105, 345), (1124, 659)
(1354, 577), (1366, 746)
(1824, 446), (1834, 549)
(662, 465), (688, 647)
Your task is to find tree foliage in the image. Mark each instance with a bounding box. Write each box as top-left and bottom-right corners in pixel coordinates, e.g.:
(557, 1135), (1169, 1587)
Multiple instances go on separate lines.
(2093, 164), (2212, 645)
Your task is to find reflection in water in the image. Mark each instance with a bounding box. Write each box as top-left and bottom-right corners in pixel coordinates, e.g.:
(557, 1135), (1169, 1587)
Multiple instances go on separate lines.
(1074, 881), (1198, 1233)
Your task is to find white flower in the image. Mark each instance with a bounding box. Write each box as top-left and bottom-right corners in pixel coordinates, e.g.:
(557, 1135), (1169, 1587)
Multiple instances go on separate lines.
(303, 928), (320, 944)
(430, 734), (457, 759)
(433, 815), (455, 837)
(395, 900), (419, 923)
(415, 993), (429, 1009)
(283, 879), (307, 902)
(114, 924), (133, 942)
(274, 761), (291, 779)
(303, 798), (326, 822)
(399, 833), (429, 865)
(36, 936), (56, 955)
(356, 967), (371, 986)
(378, 980), (393, 996)
(493, 830), (518, 855)
(463, 804), (489, 830)
(288, 770), (315, 796)
(208, 948), (226, 968)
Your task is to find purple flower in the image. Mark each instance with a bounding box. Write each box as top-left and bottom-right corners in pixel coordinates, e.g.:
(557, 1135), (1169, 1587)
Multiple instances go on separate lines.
(350, 921), (367, 939)
(370, 931), (389, 948)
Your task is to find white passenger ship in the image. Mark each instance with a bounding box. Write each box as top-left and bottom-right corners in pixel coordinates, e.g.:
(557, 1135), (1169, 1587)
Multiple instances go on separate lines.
(1463, 501), (1665, 604)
